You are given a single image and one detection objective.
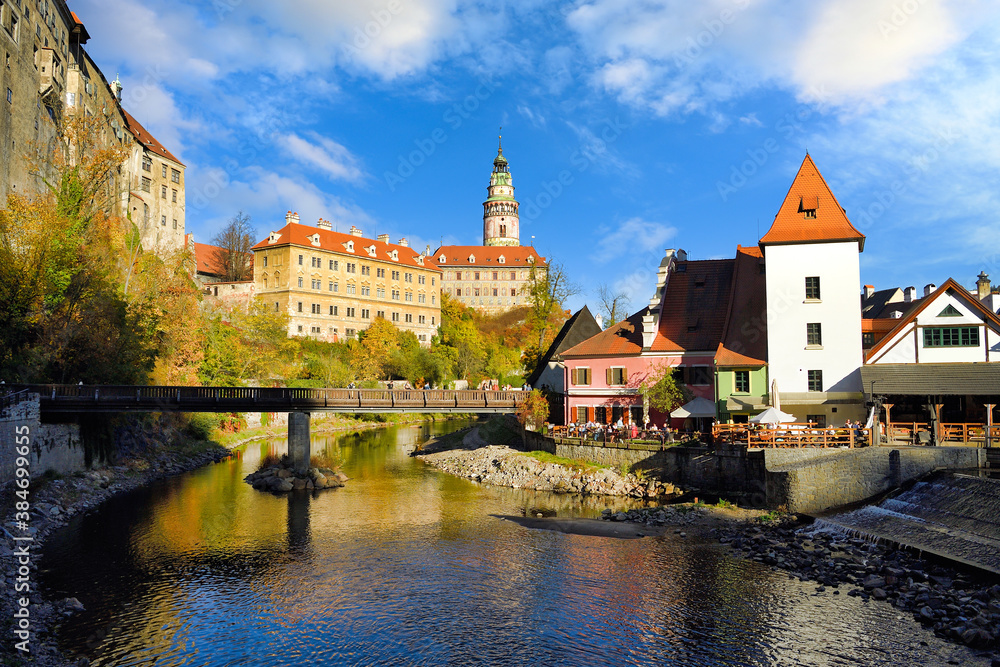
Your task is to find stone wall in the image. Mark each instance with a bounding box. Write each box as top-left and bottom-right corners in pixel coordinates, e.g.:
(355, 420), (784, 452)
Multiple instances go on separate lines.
(766, 446), (986, 514)
(0, 394), (86, 483)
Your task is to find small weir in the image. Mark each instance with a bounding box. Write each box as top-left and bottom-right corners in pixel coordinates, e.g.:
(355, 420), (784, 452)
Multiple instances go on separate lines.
(814, 472), (1000, 574)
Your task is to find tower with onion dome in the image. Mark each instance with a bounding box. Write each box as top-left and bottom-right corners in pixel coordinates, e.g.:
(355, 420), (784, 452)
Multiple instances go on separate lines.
(483, 133), (520, 247)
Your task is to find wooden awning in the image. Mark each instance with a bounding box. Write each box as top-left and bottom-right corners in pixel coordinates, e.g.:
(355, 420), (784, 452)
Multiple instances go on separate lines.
(861, 363), (1000, 396)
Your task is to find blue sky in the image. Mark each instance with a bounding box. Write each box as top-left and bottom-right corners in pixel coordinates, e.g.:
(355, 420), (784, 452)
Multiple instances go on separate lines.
(75, 0), (1000, 313)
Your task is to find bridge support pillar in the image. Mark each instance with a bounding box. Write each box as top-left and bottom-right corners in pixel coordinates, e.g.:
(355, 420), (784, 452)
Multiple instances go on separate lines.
(289, 411), (311, 474)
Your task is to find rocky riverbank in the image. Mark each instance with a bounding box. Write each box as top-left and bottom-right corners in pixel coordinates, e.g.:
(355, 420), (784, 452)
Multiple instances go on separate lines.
(607, 506), (1000, 662)
(245, 457), (349, 492)
(418, 444), (679, 499)
(0, 441), (230, 667)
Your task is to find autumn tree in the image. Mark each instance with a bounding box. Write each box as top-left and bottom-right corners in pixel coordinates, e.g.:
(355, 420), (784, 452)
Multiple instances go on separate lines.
(516, 389), (550, 430)
(596, 283), (630, 328)
(212, 211), (255, 282)
(526, 260), (578, 348)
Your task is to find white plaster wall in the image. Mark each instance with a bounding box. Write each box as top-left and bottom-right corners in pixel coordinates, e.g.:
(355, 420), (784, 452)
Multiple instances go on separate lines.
(764, 242), (862, 394)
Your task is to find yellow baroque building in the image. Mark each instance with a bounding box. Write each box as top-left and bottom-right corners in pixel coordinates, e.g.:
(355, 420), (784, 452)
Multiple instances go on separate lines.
(253, 213), (442, 344)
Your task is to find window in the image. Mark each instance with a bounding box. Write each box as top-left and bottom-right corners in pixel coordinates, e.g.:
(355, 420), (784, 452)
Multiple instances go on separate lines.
(862, 332), (875, 347)
(297, 325), (303, 333)
(405, 313), (413, 323)
(140, 176), (151, 192)
(938, 304), (962, 317)
(807, 414), (826, 427)
(431, 295), (436, 304)
(161, 185), (167, 198)
(347, 263), (356, 273)
(405, 292), (412, 302)
(805, 276), (821, 300)
(346, 284), (356, 295)
(173, 219), (177, 229)
(474, 271), (480, 280)
(392, 312), (399, 322)
(418, 275), (425, 284)
(311, 257), (320, 268)
(572, 368), (592, 386)
(807, 370), (823, 392)
(510, 272), (516, 280)
(160, 215), (166, 226)
(492, 289), (498, 297)
(431, 317), (435, 325)
(361, 265), (370, 276)
(377, 268), (385, 278)
(329, 305), (334, 315)
(455, 271), (462, 280)
(263, 256), (268, 268)
(418, 315), (425, 324)
(142, 155), (152, 171)
(162, 164), (167, 178)
(678, 366), (712, 386)
(734, 370), (750, 393)
(418, 294), (425, 303)
(392, 270), (400, 280)
(392, 290), (400, 300)
(405, 272), (413, 282)
(377, 310), (385, 319)
(171, 169), (180, 183)
(333, 283), (339, 293)
(311, 303), (320, 314)
(5, 88), (11, 104)
(328, 282), (334, 291)
(474, 288), (480, 297)
(347, 307), (356, 318)
(362, 309), (370, 319)
(510, 289), (516, 297)
(311, 279), (321, 289)
(576, 406), (588, 423)
(923, 326), (979, 347)
(607, 367), (627, 385)
(333, 306), (339, 316)
(297, 277), (303, 288)
(297, 302), (303, 312)
(330, 260), (338, 270)
(298, 255), (304, 265)
(806, 323), (822, 346)
(361, 286), (370, 296)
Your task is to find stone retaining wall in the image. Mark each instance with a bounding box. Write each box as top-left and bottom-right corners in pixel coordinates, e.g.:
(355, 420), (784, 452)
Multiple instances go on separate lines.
(766, 446), (986, 514)
(0, 394), (86, 482)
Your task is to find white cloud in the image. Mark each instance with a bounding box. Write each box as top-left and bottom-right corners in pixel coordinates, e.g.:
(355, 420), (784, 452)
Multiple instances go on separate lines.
(590, 218), (676, 264)
(281, 133), (366, 183)
(517, 105), (546, 128)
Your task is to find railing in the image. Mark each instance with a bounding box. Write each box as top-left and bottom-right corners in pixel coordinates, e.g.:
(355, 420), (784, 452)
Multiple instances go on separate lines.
(714, 423), (870, 448)
(8, 385), (526, 413)
(888, 422), (1000, 446)
(548, 424), (677, 450)
(0, 388), (32, 411)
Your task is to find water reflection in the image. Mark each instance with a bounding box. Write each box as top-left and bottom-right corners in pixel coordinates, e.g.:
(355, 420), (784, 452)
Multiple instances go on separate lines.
(39, 420), (985, 666)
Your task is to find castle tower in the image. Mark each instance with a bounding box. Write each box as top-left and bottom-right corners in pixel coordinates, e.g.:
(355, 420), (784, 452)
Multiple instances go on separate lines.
(483, 134), (520, 247)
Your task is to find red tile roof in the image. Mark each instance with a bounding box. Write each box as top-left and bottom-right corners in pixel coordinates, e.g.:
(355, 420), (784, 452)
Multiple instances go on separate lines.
(122, 110), (183, 166)
(560, 309), (646, 357)
(563, 256), (737, 358)
(649, 258), (734, 353)
(759, 154), (864, 250)
(255, 223), (441, 272)
(432, 245), (546, 267)
(193, 241), (253, 277)
(714, 246), (767, 367)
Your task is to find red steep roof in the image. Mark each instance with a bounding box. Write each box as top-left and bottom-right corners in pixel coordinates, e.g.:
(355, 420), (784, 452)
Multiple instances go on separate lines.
(715, 246), (767, 367)
(193, 241), (253, 277)
(759, 154), (864, 250)
(122, 110), (184, 166)
(432, 245), (546, 267)
(649, 258), (734, 353)
(560, 309), (646, 357)
(255, 223), (441, 272)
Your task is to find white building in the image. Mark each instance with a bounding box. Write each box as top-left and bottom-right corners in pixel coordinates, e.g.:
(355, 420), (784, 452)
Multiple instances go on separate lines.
(760, 154), (866, 426)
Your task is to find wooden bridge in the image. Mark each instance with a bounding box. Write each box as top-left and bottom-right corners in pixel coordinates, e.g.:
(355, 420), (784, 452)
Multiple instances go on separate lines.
(4, 384), (527, 477)
(6, 384), (526, 415)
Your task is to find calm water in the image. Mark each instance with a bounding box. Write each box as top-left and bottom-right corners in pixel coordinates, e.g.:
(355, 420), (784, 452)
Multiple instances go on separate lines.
(39, 421), (985, 666)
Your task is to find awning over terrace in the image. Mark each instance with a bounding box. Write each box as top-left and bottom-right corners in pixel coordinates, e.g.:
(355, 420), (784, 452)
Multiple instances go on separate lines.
(861, 363), (1000, 396)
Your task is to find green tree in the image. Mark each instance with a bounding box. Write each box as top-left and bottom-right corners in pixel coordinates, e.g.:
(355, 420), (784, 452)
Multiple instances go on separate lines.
(639, 361), (690, 415)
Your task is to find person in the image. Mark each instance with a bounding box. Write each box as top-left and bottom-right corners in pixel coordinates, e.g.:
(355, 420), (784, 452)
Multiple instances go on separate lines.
(631, 422), (639, 439)
(423, 381), (430, 390)
(388, 381), (394, 391)
(615, 417), (624, 430)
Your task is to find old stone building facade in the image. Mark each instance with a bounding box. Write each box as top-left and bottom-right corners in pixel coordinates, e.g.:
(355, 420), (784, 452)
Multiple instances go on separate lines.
(0, 2), (185, 254)
(435, 138), (547, 315)
(253, 213), (442, 344)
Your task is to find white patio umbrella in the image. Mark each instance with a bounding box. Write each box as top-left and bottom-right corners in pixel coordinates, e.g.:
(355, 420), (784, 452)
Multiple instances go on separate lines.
(750, 406), (797, 425)
(670, 396), (717, 419)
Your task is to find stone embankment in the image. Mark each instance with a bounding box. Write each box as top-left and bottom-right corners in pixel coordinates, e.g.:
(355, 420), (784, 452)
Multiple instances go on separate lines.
(607, 507), (1000, 660)
(419, 445), (678, 499)
(245, 458), (348, 492)
(1, 445), (230, 667)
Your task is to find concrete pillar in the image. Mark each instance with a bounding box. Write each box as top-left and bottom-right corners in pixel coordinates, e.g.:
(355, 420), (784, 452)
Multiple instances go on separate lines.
(289, 411), (311, 474)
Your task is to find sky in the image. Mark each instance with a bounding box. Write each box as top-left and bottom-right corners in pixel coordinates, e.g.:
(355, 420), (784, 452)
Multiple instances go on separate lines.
(73, 0), (1000, 314)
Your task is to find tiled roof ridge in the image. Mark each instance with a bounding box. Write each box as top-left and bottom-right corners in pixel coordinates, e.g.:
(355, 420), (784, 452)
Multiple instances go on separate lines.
(253, 222), (441, 271)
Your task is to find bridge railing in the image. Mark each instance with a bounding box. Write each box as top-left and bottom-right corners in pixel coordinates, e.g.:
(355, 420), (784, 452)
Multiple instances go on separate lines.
(13, 384), (526, 412)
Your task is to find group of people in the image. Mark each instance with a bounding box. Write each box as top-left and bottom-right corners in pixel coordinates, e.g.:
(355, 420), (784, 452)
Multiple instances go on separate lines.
(565, 419), (673, 444)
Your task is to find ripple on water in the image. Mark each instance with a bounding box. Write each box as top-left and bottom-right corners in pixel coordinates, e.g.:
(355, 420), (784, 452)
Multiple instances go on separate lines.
(38, 424), (988, 666)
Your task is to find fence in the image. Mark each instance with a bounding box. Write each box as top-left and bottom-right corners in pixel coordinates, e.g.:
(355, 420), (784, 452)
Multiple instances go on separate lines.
(714, 423), (870, 448)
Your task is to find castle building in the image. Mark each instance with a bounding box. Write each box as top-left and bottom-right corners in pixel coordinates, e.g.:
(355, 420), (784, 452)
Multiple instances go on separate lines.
(252, 212), (441, 344)
(434, 137), (547, 315)
(0, 2), (185, 254)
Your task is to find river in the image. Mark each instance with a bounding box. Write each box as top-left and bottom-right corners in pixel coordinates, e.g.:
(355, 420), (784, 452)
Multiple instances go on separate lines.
(39, 420), (984, 666)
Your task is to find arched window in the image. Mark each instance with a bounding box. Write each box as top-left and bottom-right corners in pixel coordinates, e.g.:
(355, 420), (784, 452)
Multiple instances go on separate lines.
(499, 224), (506, 237)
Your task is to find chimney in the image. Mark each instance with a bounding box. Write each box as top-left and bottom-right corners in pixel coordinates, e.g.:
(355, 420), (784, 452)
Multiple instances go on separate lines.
(348, 225), (363, 237)
(923, 283), (936, 297)
(285, 211), (300, 225)
(398, 237), (409, 247)
(978, 271), (991, 300)
(595, 313), (604, 330)
(377, 233), (390, 244)
(317, 218), (332, 231)
(676, 248), (688, 261)
(904, 286), (916, 302)
(863, 285), (874, 299)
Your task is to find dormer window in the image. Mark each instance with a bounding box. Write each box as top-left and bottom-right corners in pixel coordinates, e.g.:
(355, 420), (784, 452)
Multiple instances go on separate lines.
(938, 304), (962, 317)
(390, 250), (398, 261)
(468, 254), (476, 263)
(268, 231), (282, 244)
(527, 256), (534, 264)
(345, 240), (354, 253)
(366, 244), (377, 257)
(438, 254), (446, 263)
(498, 255), (506, 264)
(799, 196), (818, 219)
(694, 276), (705, 287)
(309, 233), (321, 247)
(415, 255), (424, 266)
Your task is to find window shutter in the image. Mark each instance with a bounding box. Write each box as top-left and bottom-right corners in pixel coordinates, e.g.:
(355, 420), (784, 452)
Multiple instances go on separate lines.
(584, 368), (591, 385)
(606, 368), (613, 385)
(622, 368), (628, 383)
(588, 406), (594, 422)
